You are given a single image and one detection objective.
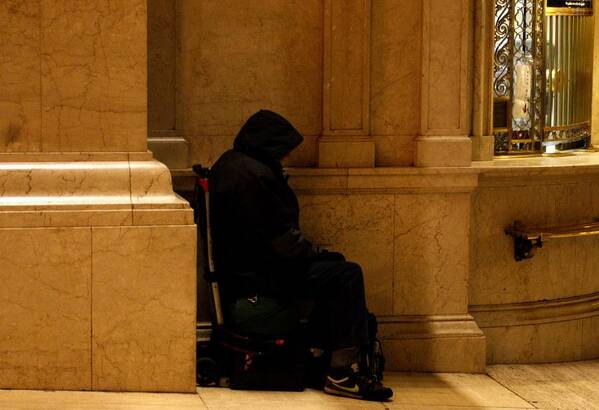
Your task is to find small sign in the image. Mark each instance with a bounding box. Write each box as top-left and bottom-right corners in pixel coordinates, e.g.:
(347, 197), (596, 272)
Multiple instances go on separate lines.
(547, 0), (593, 15)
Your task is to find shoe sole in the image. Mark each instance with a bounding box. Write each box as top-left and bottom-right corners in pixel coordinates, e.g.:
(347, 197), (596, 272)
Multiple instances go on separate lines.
(324, 385), (362, 400)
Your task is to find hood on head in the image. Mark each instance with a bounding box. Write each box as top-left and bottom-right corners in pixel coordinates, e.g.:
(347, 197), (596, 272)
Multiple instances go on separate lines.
(233, 110), (303, 162)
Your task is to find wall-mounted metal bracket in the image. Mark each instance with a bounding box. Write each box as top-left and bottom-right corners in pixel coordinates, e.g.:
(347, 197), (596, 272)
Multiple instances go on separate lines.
(505, 221), (543, 261)
(505, 219), (599, 261)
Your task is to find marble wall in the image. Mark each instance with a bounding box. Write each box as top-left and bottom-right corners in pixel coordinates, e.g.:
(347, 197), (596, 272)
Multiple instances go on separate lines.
(593, 0), (599, 145)
(0, 0), (147, 153)
(175, 0), (323, 167)
(0, 1), (196, 393)
(149, 0), (471, 167)
(289, 168), (486, 372)
(470, 161), (599, 364)
(0, 161), (197, 392)
(370, 0), (422, 166)
(148, 0), (176, 135)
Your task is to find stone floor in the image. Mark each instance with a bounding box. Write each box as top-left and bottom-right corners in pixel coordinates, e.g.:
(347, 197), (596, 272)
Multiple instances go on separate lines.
(1, 360), (598, 410)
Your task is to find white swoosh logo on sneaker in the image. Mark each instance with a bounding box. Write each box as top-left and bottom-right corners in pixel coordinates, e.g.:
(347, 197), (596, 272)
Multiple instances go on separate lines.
(327, 376), (349, 384)
(335, 384), (360, 394)
(327, 377), (360, 394)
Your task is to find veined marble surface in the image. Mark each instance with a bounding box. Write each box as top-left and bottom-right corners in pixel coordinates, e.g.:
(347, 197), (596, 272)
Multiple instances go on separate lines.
(471, 152), (599, 364)
(0, 160), (191, 226)
(0, 1), (147, 153)
(474, 151), (599, 176)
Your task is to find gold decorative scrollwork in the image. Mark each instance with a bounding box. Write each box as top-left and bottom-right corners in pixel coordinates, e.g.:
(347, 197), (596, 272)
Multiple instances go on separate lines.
(530, 0), (545, 145)
(494, 0), (512, 97)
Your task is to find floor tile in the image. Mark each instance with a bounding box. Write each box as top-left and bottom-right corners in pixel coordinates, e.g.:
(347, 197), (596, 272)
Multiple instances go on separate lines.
(197, 387), (385, 409)
(382, 373), (534, 408)
(488, 360), (599, 410)
(0, 390), (206, 410)
(384, 407), (535, 410)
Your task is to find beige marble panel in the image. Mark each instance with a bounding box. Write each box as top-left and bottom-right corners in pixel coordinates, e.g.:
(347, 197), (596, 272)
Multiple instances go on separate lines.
(471, 1), (494, 162)
(582, 316), (599, 360)
(370, 0), (422, 137)
(0, 209), (132, 228)
(471, 181), (599, 306)
(91, 225), (196, 393)
(373, 135), (415, 167)
(0, 152), (136, 162)
(148, 0), (176, 133)
(298, 195), (394, 315)
(41, 0), (147, 152)
(132, 209), (194, 226)
(129, 161), (190, 209)
(593, 0), (599, 146)
(189, 134), (318, 168)
(0, 0), (41, 152)
(148, 137), (190, 170)
(177, 0), (322, 137)
(471, 135), (494, 161)
(190, 135), (235, 169)
(325, 0), (369, 133)
(421, 0), (470, 134)
(384, 337), (486, 374)
(0, 162), (131, 199)
(0, 227), (91, 390)
(380, 315), (486, 373)
(394, 193), (470, 315)
(484, 320), (583, 364)
(317, 138), (375, 168)
(415, 137), (473, 167)
(287, 135), (318, 168)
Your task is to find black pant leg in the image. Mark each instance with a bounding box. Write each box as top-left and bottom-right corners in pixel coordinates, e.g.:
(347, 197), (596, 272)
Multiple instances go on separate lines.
(301, 261), (369, 351)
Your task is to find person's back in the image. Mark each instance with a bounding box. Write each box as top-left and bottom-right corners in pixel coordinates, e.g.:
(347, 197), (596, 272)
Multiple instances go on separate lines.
(210, 110), (313, 303)
(210, 110), (393, 402)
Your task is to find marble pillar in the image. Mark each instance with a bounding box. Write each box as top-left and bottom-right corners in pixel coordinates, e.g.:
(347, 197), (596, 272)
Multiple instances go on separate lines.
(471, 0), (495, 161)
(394, 0), (486, 372)
(415, 0), (473, 167)
(0, 1), (196, 392)
(318, 0), (375, 168)
(593, 0), (599, 146)
(147, 0), (190, 170)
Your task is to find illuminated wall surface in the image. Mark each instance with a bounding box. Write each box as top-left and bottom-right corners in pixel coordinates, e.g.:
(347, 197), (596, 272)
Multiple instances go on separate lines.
(0, 0), (599, 393)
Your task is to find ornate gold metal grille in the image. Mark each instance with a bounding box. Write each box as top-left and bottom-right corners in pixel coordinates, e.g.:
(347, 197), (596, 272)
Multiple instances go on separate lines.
(492, 0), (594, 155)
(544, 13), (593, 150)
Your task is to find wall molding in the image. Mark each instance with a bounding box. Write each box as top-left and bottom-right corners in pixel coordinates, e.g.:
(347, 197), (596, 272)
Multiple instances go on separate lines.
(471, 291), (599, 328)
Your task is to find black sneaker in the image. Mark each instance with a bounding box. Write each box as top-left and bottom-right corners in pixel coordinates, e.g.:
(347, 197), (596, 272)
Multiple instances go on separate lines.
(324, 363), (393, 401)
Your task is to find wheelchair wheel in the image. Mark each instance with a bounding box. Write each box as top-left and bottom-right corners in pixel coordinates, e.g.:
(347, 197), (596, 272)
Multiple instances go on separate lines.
(196, 356), (219, 387)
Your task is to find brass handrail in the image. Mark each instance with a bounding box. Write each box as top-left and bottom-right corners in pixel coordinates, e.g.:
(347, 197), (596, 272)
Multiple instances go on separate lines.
(505, 220), (599, 261)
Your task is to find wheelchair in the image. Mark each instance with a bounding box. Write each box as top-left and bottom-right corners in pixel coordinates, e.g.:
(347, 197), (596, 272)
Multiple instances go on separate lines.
(192, 164), (309, 391)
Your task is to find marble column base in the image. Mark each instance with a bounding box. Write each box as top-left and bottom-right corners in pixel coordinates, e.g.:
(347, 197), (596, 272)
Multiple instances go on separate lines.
(148, 135), (191, 170)
(471, 135), (495, 161)
(0, 159), (196, 393)
(317, 136), (375, 168)
(380, 315), (486, 373)
(415, 136), (473, 167)
(472, 293), (599, 364)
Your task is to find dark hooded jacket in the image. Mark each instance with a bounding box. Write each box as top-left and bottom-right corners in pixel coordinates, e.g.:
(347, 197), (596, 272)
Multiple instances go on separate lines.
(210, 110), (316, 302)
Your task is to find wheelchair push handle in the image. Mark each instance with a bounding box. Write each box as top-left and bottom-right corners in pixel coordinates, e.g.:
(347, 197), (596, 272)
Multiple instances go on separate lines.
(192, 164), (224, 327)
(192, 164), (210, 194)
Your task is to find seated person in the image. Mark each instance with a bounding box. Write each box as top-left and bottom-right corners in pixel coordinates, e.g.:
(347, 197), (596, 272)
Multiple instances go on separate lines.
(209, 109), (393, 401)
